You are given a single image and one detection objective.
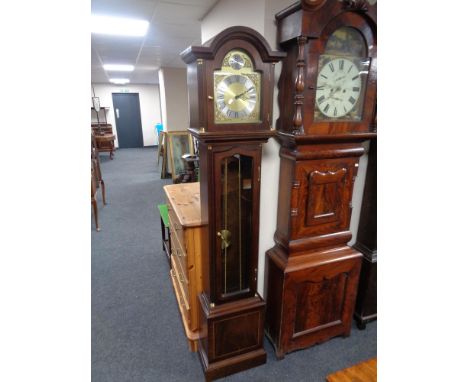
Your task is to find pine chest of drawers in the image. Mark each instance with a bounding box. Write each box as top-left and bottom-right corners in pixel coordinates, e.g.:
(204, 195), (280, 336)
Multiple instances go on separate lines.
(163, 182), (203, 351)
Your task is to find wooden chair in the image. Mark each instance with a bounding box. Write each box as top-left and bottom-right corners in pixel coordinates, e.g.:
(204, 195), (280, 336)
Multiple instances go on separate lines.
(91, 133), (106, 231)
(92, 134), (106, 204)
(94, 133), (116, 159)
(91, 165), (100, 231)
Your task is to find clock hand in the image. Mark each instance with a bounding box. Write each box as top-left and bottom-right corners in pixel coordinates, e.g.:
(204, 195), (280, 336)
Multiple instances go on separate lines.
(235, 86), (254, 100)
(329, 86), (342, 97)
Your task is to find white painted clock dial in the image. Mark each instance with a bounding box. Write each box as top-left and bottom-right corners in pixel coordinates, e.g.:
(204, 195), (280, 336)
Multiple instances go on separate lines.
(316, 57), (362, 118)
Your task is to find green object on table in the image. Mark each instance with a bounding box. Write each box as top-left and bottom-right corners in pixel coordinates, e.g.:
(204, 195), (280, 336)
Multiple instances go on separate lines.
(158, 204), (169, 228)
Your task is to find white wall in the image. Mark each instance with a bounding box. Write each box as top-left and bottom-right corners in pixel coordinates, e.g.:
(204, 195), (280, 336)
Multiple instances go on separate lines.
(201, 0), (369, 295)
(201, 0), (266, 43)
(158, 67), (189, 132)
(158, 70), (168, 133)
(91, 83), (162, 147)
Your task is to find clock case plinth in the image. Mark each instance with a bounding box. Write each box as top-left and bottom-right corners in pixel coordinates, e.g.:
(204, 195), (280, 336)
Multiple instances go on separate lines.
(264, 0), (377, 359)
(181, 27), (285, 381)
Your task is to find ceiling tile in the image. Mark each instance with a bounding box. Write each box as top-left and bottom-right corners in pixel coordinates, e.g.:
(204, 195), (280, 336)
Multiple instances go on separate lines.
(92, 0), (157, 20)
(91, 0), (215, 84)
(154, 2), (207, 22)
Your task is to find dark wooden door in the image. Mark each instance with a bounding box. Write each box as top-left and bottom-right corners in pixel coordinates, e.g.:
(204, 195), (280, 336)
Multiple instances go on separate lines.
(112, 93), (144, 148)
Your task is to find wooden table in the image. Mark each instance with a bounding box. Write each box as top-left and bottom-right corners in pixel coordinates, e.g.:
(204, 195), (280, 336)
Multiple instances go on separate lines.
(326, 358), (377, 382)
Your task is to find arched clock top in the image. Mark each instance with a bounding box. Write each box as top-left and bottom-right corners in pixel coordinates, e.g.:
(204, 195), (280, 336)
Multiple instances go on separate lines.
(275, 0), (376, 44)
(318, 13), (376, 58)
(275, 0), (377, 140)
(181, 26), (285, 135)
(180, 26), (286, 64)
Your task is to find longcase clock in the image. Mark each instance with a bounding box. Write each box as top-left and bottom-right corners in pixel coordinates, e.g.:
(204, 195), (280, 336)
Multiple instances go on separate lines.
(264, 0), (377, 358)
(353, 138), (377, 329)
(181, 27), (285, 381)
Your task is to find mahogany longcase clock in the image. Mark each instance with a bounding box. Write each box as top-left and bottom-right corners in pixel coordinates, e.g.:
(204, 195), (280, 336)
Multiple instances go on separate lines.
(181, 27), (285, 381)
(264, 0), (377, 358)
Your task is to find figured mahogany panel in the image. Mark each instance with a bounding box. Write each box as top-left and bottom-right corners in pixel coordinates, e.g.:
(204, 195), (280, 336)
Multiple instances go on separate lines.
(283, 249), (361, 354)
(292, 157), (358, 240)
(294, 273), (347, 334)
(306, 168), (347, 226)
(213, 311), (261, 360)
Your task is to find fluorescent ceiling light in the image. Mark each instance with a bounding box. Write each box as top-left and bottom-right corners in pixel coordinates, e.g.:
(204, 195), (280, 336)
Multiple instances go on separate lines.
(109, 78), (130, 85)
(91, 15), (149, 37)
(103, 64), (135, 72)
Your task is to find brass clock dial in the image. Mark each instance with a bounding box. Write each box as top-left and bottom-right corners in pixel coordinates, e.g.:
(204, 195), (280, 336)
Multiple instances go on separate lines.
(228, 53), (245, 70)
(215, 74), (257, 119)
(213, 50), (261, 124)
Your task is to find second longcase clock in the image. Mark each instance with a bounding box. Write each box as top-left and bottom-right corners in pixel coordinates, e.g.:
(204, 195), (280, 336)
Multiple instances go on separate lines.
(264, 0), (377, 358)
(181, 27), (285, 381)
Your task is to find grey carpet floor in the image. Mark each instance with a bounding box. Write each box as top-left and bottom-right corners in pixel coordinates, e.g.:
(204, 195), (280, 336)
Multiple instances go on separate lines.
(92, 147), (377, 382)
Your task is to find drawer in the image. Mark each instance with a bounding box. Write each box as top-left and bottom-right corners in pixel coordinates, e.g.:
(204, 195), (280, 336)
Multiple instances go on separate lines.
(171, 226), (188, 275)
(168, 210), (187, 253)
(172, 252), (189, 308)
(170, 262), (190, 326)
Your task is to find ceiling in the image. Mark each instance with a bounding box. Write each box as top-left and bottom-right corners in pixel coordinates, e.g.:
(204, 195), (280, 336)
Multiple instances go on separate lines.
(91, 0), (219, 85)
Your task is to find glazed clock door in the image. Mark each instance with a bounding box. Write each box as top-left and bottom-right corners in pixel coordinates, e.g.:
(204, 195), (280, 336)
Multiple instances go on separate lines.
(212, 145), (261, 303)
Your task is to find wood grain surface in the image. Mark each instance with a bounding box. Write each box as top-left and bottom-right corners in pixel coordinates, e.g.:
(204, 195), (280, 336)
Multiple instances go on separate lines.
(326, 358), (377, 382)
(164, 182), (201, 226)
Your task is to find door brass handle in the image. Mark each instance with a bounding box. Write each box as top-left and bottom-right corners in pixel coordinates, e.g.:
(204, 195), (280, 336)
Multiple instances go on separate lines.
(217, 229), (231, 250)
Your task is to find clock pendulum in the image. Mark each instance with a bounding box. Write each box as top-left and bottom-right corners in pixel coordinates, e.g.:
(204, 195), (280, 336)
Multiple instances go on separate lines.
(181, 27), (285, 381)
(264, 0), (377, 359)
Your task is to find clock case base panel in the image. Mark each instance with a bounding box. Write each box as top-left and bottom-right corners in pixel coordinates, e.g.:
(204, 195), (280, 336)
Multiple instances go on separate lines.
(265, 245), (361, 359)
(264, 139), (367, 358)
(197, 293), (266, 382)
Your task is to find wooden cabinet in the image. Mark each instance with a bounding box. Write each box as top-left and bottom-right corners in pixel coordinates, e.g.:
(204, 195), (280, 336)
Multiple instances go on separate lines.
(164, 182), (203, 351)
